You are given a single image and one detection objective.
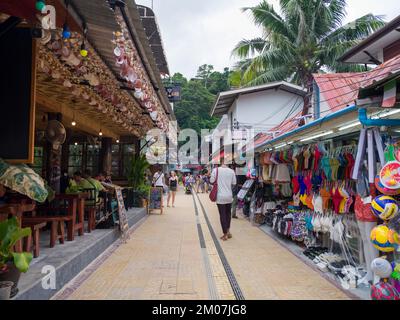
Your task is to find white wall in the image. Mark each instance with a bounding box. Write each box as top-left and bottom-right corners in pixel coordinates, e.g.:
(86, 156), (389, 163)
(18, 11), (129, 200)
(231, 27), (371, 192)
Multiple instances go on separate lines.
(228, 90), (304, 135)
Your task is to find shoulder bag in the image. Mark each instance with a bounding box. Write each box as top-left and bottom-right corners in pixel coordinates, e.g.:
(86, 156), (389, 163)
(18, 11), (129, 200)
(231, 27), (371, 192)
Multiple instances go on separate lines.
(209, 168), (218, 202)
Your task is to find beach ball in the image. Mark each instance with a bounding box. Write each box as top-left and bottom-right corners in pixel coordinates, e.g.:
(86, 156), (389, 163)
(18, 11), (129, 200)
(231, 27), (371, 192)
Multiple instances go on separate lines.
(370, 225), (399, 252)
(371, 258), (393, 279)
(375, 176), (400, 196)
(371, 281), (400, 300)
(371, 195), (399, 221)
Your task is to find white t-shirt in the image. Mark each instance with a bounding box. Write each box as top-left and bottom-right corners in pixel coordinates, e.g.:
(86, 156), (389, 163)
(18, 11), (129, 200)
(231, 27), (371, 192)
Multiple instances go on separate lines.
(153, 172), (165, 187)
(210, 166), (237, 204)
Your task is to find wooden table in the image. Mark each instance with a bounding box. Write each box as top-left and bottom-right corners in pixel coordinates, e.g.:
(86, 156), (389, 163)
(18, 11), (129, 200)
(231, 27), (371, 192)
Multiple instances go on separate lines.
(0, 203), (36, 252)
(54, 194), (86, 240)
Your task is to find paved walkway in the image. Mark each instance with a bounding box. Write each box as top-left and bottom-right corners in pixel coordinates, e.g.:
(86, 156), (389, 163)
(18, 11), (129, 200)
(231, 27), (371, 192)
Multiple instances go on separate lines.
(54, 190), (350, 300)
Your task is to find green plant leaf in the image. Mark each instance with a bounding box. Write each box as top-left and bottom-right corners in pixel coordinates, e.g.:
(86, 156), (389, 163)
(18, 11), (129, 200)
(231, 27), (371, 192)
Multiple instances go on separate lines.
(11, 252), (33, 273)
(0, 217), (19, 252)
(0, 217), (32, 270)
(9, 227), (31, 249)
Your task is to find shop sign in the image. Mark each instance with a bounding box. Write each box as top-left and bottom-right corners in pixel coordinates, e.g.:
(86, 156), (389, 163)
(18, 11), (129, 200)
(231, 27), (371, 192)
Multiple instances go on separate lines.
(165, 86), (181, 102)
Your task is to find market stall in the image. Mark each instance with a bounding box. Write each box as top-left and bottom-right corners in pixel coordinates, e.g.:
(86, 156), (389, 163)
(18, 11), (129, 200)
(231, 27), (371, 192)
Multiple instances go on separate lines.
(249, 73), (400, 296)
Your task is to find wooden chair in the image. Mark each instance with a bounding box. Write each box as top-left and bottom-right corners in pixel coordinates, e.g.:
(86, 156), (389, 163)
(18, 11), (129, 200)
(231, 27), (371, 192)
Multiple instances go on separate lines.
(81, 188), (104, 233)
(22, 221), (46, 257)
(26, 196), (78, 246)
(22, 216), (70, 248)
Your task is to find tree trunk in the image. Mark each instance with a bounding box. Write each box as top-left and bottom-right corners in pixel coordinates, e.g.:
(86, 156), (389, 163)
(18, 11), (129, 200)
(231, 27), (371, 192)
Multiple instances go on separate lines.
(299, 73), (314, 127)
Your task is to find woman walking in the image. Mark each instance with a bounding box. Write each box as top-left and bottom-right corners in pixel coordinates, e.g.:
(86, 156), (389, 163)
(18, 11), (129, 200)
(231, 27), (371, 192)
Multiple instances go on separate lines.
(153, 167), (166, 207)
(203, 172), (210, 193)
(167, 171), (178, 207)
(210, 164), (237, 241)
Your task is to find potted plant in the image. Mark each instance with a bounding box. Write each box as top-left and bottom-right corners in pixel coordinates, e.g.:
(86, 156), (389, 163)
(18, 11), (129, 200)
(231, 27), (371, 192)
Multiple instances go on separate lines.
(127, 155), (150, 207)
(137, 184), (150, 208)
(0, 217), (33, 298)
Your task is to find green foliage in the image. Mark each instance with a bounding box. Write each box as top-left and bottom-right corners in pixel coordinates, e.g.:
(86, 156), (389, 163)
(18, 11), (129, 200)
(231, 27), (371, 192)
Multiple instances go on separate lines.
(127, 154), (150, 190)
(232, 0), (385, 88)
(137, 184), (150, 201)
(0, 217), (32, 273)
(172, 65), (231, 134)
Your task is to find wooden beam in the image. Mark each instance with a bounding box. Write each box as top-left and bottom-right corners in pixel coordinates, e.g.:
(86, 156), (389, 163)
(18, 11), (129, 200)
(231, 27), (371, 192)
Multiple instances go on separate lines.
(36, 94), (119, 140)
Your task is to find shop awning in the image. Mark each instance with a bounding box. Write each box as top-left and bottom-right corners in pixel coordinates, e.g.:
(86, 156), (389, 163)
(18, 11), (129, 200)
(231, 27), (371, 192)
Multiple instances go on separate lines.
(254, 105), (359, 152)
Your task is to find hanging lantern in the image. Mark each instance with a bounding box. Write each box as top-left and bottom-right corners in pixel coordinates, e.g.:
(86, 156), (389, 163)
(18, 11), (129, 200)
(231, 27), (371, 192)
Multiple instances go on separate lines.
(36, 0), (46, 11)
(150, 111), (158, 121)
(114, 46), (122, 57)
(80, 42), (88, 57)
(134, 79), (143, 89)
(127, 68), (137, 83)
(62, 23), (71, 39)
(63, 79), (72, 88)
(134, 90), (143, 100)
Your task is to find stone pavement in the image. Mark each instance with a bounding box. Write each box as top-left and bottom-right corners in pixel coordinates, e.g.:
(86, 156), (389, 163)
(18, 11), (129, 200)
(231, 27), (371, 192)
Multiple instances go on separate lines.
(55, 190), (351, 300)
(197, 193), (350, 300)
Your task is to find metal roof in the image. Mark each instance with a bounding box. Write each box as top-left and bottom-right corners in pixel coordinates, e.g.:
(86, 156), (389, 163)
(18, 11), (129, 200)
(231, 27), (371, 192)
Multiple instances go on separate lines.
(254, 105), (359, 152)
(313, 73), (365, 112)
(339, 15), (400, 64)
(359, 54), (400, 89)
(210, 81), (307, 117)
(137, 5), (170, 75)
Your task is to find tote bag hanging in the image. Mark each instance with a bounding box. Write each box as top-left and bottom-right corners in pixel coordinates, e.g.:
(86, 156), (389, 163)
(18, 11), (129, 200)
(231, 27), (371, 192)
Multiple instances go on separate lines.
(209, 168), (218, 202)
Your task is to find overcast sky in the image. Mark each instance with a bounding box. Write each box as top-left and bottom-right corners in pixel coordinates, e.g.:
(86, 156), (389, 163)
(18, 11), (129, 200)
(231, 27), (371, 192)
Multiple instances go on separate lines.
(136, 0), (400, 78)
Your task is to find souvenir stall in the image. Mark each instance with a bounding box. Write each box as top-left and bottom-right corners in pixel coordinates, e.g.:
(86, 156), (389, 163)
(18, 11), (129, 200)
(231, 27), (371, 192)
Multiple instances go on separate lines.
(254, 124), (400, 294)
(352, 73), (400, 300)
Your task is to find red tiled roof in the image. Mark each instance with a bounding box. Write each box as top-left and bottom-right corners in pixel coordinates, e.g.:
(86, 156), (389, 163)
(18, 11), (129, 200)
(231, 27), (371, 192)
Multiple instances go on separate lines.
(360, 54), (400, 89)
(314, 55), (400, 112)
(313, 72), (365, 112)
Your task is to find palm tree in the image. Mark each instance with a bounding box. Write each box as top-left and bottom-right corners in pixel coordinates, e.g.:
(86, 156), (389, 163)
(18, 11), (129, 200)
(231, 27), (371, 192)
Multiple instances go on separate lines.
(231, 0), (385, 123)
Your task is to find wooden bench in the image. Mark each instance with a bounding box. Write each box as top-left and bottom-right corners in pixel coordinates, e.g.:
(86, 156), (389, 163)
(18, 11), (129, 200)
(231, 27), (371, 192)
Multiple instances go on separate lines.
(81, 188), (104, 233)
(22, 221), (46, 258)
(22, 216), (72, 248)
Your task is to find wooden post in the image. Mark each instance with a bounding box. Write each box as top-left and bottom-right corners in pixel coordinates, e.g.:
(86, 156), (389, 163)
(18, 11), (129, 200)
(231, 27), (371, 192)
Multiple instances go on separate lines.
(133, 137), (141, 159)
(61, 128), (71, 174)
(45, 112), (62, 194)
(100, 137), (112, 175)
